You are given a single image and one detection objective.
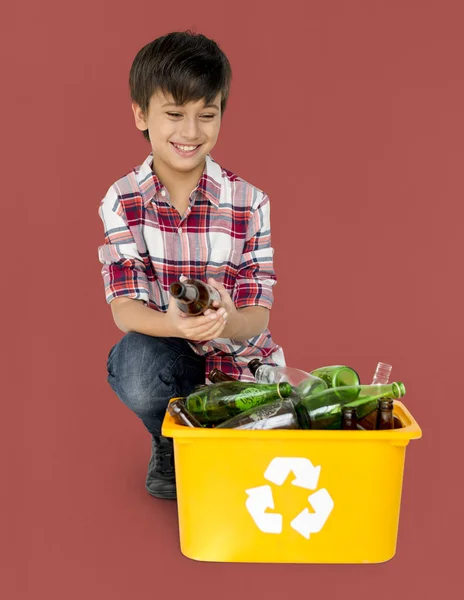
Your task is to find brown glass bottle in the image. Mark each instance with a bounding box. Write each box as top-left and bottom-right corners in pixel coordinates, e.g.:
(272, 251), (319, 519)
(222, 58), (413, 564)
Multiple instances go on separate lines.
(208, 369), (238, 383)
(169, 278), (221, 316)
(376, 398), (394, 429)
(341, 407), (359, 430)
(358, 407), (378, 430)
(167, 398), (203, 428)
(357, 400), (402, 430)
(393, 415), (403, 429)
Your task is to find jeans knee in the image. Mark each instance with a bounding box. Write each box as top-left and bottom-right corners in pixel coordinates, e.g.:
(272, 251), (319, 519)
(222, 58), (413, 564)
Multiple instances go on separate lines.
(106, 332), (196, 417)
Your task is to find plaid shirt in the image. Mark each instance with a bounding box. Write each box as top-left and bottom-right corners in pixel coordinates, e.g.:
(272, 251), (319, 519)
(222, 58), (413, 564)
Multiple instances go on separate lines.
(98, 152), (285, 381)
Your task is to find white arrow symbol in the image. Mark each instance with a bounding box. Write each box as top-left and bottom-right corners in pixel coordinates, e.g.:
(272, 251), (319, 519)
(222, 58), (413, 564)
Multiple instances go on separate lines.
(245, 485), (283, 534)
(264, 457), (321, 490)
(290, 488), (334, 539)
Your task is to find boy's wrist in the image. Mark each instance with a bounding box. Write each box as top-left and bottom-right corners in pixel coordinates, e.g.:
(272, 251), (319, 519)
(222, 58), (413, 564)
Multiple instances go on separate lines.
(222, 309), (243, 340)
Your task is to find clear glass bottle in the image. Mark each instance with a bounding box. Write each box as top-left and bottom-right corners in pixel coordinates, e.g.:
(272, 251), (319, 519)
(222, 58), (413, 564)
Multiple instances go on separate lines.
(215, 398), (299, 430)
(309, 365), (360, 388)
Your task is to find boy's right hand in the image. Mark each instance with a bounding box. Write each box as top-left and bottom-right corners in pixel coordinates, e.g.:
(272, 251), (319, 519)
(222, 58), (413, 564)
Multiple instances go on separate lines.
(166, 295), (228, 342)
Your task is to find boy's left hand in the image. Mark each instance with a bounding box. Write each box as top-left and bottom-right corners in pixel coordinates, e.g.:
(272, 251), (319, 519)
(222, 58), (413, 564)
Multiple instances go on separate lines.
(207, 277), (240, 338)
(207, 277), (236, 313)
(178, 275), (240, 338)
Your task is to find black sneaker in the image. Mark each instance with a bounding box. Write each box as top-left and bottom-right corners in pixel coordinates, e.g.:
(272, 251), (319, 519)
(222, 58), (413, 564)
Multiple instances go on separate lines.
(145, 436), (177, 500)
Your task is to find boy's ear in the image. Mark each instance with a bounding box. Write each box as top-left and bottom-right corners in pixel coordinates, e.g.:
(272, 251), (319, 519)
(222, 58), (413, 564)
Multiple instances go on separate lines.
(132, 102), (148, 131)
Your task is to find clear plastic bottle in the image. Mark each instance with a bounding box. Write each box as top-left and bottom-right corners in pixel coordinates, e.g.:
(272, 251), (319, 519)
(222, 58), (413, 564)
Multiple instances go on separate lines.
(371, 362), (393, 385)
(247, 358), (327, 397)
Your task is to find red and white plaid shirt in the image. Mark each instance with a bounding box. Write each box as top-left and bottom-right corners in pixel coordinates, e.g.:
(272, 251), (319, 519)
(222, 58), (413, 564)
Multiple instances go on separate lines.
(98, 152), (285, 381)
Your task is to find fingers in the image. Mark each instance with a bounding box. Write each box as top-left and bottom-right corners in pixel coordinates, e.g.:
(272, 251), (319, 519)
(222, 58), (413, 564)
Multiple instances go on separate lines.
(183, 309), (227, 341)
(200, 317), (227, 341)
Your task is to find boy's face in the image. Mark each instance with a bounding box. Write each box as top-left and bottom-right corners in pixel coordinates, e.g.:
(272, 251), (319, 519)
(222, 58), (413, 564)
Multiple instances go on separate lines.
(132, 90), (222, 175)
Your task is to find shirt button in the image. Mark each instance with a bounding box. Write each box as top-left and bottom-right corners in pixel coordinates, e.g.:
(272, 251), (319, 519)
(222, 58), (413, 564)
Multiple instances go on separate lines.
(202, 345), (209, 352)
(178, 227), (182, 234)
(160, 189), (166, 197)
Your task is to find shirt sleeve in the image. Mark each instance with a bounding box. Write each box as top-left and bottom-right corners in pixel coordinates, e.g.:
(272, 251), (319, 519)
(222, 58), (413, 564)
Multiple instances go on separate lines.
(233, 193), (277, 310)
(97, 186), (150, 305)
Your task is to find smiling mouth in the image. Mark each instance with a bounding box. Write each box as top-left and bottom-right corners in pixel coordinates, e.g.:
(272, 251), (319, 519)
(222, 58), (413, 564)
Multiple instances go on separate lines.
(170, 142), (202, 152)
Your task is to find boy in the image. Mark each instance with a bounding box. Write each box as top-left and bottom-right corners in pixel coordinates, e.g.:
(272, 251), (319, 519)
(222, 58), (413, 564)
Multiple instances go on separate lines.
(98, 31), (285, 500)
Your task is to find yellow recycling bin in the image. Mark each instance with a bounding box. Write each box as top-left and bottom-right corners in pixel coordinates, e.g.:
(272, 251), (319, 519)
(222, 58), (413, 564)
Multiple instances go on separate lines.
(162, 400), (422, 564)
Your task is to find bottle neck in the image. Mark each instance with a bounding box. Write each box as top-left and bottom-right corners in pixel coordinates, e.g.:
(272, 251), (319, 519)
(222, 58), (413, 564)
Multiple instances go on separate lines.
(208, 369), (237, 383)
(378, 398), (394, 411)
(376, 398), (394, 429)
(371, 362), (392, 385)
(170, 282), (198, 303)
(341, 407), (358, 429)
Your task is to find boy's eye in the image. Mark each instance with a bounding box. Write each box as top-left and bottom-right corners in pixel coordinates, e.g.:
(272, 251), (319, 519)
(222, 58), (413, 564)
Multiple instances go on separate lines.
(167, 112), (215, 119)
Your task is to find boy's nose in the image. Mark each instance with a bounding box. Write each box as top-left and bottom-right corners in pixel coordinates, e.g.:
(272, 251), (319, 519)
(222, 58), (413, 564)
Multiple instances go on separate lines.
(180, 118), (201, 140)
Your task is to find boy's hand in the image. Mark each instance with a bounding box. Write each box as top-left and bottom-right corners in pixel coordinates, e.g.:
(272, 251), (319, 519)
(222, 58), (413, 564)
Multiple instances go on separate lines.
(206, 277), (241, 339)
(166, 290), (228, 342)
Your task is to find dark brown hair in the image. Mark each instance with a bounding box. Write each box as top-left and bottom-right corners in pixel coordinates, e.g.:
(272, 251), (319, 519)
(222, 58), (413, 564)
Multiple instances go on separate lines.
(129, 30), (232, 142)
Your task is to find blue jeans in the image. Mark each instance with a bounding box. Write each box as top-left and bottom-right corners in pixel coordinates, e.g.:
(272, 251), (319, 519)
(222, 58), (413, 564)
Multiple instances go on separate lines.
(106, 332), (206, 437)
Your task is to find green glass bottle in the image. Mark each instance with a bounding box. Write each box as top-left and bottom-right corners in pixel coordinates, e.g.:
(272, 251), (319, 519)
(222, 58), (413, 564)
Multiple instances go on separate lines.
(309, 365), (360, 388)
(294, 382), (406, 430)
(185, 380), (293, 425)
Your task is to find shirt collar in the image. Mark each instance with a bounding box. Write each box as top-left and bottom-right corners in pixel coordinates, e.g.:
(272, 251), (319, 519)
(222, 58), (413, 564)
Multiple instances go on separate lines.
(137, 152), (222, 208)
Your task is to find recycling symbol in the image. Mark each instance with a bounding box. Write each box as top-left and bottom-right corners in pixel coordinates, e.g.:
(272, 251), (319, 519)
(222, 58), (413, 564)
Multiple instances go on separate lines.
(245, 457), (334, 539)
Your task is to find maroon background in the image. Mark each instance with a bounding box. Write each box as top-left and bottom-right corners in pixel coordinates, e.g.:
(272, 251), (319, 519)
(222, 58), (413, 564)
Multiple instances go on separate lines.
(1, 0), (461, 597)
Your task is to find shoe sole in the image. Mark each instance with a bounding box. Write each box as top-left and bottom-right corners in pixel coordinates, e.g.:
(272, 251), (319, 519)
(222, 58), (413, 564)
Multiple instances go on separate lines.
(146, 486), (177, 500)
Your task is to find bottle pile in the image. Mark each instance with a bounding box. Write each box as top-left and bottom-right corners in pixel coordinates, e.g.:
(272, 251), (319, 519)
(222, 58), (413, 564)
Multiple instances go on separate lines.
(167, 359), (408, 432)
